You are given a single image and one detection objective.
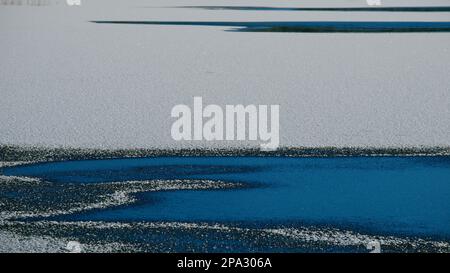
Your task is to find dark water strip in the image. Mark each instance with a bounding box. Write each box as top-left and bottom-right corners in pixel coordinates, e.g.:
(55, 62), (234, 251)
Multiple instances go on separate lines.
(176, 6), (450, 12)
(90, 21), (450, 33)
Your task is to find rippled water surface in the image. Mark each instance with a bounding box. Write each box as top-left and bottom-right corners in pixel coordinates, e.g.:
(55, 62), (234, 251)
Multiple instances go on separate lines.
(5, 156), (450, 239)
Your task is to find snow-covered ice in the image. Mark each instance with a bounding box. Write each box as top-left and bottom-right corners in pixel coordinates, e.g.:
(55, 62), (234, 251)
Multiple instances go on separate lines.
(1, 0), (449, 149)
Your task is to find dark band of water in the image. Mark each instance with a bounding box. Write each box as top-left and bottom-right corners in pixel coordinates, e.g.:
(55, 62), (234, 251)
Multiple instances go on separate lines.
(90, 21), (450, 33)
(175, 6), (450, 12)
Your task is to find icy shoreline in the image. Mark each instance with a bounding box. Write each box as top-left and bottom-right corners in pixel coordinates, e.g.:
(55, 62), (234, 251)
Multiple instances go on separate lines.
(0, 161), (247, 252)
(1, 145), (449, 164)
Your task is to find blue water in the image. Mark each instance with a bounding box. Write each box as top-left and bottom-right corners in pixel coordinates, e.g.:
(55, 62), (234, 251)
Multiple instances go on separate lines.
(4, 156), (450, 238)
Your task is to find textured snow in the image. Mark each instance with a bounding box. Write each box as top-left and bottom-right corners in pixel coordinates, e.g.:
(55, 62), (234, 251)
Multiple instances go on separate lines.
(0, 230), (66, 253)
(2, 221), (449, 253)
(0, 230), (137, 253)
(1, 0), (449, 148)
(0, 174), (40, 184)
(0, 161), (34, 168)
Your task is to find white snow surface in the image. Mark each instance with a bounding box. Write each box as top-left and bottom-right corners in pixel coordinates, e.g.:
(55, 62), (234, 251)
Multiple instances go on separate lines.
(1, 0), (449, 149)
